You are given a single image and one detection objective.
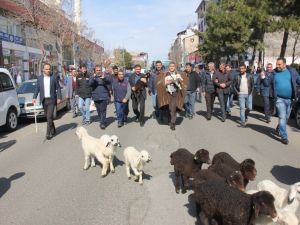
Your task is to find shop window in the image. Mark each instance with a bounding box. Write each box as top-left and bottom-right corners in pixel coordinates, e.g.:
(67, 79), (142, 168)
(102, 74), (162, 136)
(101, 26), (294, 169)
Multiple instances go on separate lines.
(0, 73), (14, 92)
(7, 21), (13, 35)
(15, 24), (22, 37)
(0, 16), (7, 33)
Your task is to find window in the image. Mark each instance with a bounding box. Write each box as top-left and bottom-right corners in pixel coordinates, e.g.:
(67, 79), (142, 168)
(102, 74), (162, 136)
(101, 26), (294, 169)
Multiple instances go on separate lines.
(15, 24), (22, 37)
(0, 73), (14, 92)
(0, 16), (7, 33)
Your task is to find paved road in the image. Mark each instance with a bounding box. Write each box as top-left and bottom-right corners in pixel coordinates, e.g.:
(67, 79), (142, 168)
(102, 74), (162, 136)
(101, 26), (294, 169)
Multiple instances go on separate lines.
(0, 98), (299, 225)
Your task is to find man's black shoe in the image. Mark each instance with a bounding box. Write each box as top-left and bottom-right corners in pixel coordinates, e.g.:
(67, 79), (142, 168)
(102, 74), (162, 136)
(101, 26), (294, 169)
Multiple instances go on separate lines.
(188, 116), (193, 120)
(46, 134), (52, 140)
(206, 116), (211, 120)
(221, 117), (226, 122)
(281, 139), (289, 145)
(170, 123), (175, 130)
(118, 123), (123, 128)
(140, 121), (145, 127)
(100, 124), (106, 130)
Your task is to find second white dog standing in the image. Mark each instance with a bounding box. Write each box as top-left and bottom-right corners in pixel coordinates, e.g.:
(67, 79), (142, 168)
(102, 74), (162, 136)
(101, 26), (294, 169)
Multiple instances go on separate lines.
(76, 126), (121, 177)
(123, 147), (151, 185)
(98, 134), (121, 173)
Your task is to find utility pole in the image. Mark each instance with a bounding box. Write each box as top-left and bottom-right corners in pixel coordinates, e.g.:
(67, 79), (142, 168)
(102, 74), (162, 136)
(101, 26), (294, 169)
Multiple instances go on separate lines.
(123, 49), (125, 71)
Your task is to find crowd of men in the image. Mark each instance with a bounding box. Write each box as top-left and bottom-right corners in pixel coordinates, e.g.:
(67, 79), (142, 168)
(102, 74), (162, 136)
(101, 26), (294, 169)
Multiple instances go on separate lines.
(33, 58), (300, 145)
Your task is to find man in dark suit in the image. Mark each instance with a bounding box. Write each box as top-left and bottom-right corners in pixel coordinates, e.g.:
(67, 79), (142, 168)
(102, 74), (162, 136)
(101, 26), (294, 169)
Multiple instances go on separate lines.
(33, 63), (62, 140)
(128, 64), (147, 127)
(213, 63), (232, 122)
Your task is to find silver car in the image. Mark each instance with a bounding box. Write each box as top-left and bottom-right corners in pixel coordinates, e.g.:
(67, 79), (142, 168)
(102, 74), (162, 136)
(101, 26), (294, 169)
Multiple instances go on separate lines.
(17, 79), (69, 119)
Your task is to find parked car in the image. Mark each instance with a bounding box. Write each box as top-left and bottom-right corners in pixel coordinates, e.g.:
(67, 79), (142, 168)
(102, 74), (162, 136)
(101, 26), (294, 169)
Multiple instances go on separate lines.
(17, 79), (69, 119)
(0, 68), (20, 131)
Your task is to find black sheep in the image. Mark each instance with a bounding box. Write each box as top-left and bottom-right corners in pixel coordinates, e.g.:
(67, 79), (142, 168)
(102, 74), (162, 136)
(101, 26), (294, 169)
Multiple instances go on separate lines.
(170, 148), (211, 194)
(193, 180), (277, 225)
(211, 152), (257, 188)
(192, 169), (245, 192)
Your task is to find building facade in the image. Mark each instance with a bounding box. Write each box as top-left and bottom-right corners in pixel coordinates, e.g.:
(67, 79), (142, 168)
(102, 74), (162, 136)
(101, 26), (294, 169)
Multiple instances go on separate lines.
(0, 0), (104, 80)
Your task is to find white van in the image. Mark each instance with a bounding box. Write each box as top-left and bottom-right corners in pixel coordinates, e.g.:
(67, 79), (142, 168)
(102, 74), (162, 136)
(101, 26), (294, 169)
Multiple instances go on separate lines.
(0, 68), (20, 131)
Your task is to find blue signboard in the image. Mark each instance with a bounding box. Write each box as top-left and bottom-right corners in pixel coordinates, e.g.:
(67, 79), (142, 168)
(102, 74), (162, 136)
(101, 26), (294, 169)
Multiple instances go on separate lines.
(0, 31), (24, 45)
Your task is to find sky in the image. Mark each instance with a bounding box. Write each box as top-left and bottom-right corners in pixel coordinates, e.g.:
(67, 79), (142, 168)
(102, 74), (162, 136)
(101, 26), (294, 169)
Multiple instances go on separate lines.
(81, 0), (200, 62)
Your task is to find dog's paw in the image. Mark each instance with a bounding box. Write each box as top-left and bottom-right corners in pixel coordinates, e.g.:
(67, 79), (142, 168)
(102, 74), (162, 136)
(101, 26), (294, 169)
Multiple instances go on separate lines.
(91, 163), (96, 167)
(111, 169), (115, 173)
(139, 182), (143, 186)
(83, 166), (89, 170)
(127, 176), (131, 180)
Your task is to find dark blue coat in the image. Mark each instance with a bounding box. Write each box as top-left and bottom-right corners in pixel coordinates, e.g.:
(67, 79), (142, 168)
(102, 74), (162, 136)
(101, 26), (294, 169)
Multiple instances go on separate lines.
(263, 66), (300, 100)
(33, 74), (62, 103)
(89, 76), (111, 101)
(256, 72), (273, 97)
(149, 69), (161, 95)
(201, 71), (216, 94)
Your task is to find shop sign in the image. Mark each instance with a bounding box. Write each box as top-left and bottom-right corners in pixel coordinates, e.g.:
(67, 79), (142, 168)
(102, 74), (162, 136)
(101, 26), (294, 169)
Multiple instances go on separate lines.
(0, 31), (24, 45)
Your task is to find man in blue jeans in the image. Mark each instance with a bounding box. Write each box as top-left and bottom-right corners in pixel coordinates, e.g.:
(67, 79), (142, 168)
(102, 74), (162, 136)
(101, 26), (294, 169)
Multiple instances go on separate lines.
(234, 64), (254, 127)
(262, 58), (300, 145)
(148, 60), (164, 120)
(184, 63), (200, 119)
(256, 63), (274, 123)
(112, 70), (131, 127)
(76, 64), (92, 125)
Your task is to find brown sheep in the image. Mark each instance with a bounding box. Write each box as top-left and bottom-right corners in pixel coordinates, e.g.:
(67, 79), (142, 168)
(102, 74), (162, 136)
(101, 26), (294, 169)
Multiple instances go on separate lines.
(210, 152), (257, 188)
(192, 169), (245, 192)
(193, 180), (277, 225)
(170, 148), (211, 194)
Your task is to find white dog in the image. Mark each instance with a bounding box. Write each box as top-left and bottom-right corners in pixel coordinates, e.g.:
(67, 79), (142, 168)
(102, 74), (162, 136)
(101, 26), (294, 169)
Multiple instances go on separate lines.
(76, 127), (110, 177)
(123, 147), (151, 185)
(96, 134), (121, 173)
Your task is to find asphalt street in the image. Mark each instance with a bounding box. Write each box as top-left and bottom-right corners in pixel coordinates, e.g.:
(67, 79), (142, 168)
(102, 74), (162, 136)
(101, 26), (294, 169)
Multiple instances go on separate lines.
(0, 98), (300, 225)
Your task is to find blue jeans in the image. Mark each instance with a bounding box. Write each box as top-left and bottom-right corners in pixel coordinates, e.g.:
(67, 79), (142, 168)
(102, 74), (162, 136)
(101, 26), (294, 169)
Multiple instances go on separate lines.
(115, 101), (128, 124)
(276, 97), (292, 140)
(151, 93), (157, 109)
(226, 93), (234, 113)
(185, 91), (196, 117)
(78, 97), (91, 122)
(238, 94), (252, 122)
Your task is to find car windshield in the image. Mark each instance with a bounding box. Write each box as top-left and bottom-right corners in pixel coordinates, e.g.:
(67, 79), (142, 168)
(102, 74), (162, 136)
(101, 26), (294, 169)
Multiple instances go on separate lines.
(17, 82), (37, 94)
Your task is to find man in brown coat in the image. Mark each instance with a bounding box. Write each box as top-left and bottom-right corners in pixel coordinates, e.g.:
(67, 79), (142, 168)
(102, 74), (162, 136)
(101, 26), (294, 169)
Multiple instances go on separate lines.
(156, 62), (187, 130)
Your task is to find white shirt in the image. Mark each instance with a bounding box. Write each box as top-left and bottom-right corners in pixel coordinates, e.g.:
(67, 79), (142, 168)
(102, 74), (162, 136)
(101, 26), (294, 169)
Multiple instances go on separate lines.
(210, 71), (214, 80)
(43, 75), (51, 98)
(239, 75), (248, 95)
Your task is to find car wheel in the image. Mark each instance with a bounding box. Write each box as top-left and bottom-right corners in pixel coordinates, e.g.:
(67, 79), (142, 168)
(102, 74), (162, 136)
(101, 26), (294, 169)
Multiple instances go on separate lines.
(296, 106), (300, 129)
(53, 105), (57, 119)
(6, 108), (18, 131)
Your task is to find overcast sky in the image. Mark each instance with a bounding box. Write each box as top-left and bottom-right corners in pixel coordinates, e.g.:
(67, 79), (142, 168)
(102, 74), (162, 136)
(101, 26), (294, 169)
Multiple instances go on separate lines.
(81, 0), (200, 62)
